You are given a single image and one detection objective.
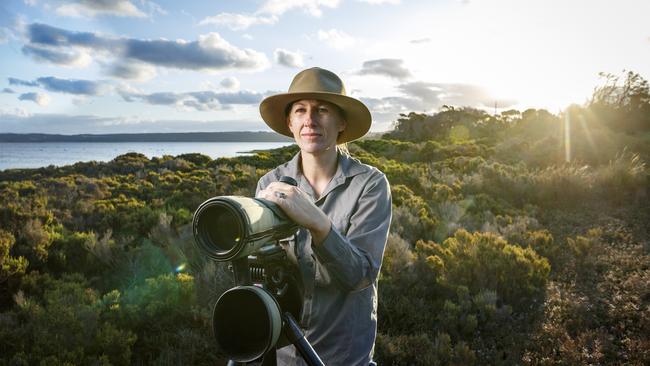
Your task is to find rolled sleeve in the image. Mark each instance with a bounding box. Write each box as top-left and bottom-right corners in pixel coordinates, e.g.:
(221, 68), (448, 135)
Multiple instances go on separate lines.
(312, 172), (392, 291)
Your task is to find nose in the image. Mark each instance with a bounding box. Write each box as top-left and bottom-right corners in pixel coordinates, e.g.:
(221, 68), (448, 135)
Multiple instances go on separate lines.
(303, 109), (318, 127)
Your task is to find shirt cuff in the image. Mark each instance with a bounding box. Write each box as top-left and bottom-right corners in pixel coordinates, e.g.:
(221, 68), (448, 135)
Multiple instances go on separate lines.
(312, 226), (349, 266)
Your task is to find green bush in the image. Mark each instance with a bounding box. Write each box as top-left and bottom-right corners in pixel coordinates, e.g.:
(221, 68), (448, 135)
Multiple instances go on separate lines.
(416, 229), (550, 308)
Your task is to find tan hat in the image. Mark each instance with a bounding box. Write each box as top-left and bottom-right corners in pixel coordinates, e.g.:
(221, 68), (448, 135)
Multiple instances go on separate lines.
(259, 67), (372, 143)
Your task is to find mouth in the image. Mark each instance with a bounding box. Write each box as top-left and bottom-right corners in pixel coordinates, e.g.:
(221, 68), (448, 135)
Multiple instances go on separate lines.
(301, 133), (322, 138)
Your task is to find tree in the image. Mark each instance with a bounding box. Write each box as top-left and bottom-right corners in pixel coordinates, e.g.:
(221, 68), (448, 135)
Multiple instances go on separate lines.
(590, 70), (650, 132)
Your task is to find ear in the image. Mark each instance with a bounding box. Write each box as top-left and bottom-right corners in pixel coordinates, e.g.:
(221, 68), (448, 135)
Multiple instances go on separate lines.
(286, 115), (296, 134)
(338, 118), (346, 132)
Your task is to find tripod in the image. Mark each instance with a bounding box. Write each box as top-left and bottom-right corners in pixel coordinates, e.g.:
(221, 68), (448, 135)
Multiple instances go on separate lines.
(221, 245), (324, 366)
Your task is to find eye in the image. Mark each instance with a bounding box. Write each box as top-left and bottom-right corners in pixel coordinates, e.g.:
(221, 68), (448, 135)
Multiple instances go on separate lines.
(318, 106), (329, 113)
(293, 107), (306, 113)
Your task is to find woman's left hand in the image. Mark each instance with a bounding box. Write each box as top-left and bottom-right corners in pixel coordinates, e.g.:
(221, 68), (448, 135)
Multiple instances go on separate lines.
(257, 181), (331, 244)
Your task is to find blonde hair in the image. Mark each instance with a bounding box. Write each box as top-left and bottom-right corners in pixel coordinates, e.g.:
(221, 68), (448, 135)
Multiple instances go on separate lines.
(337, 143), (350, 156)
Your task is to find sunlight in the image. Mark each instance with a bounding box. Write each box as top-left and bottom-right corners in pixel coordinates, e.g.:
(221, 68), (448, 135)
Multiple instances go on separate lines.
(564, 112), (571, 162)
(577, 113), (597, 157)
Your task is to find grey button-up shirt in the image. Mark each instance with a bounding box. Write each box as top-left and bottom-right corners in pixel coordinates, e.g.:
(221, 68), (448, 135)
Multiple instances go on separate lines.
(256, 152), (392, 366)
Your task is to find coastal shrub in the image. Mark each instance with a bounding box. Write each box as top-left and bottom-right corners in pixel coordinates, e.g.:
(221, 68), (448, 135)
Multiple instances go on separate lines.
(0, 230), (28, 294)
(416, 230), (550, 308)
(594, 150), (647, 202)
(375, 332), (476, 366)
(390, 185), (438, 243)
(0, 273), (137, 366)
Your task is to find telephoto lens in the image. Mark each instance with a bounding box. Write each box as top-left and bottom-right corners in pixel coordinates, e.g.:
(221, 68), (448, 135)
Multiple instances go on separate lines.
(192, 196), (298, 261)
(192, 176), (299, 261)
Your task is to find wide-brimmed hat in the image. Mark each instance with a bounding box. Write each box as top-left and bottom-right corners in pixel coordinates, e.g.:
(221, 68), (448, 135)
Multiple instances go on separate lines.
(259, 67), (372, 143)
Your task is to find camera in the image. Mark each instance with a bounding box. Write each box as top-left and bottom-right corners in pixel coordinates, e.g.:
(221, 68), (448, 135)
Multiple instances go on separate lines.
(192, 177), (323, 365)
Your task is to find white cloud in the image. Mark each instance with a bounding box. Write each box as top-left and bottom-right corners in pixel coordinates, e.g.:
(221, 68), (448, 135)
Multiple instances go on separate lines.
(0, 107), (32, 118)
(410, 37), (431, 44)
(199, 0), (340, 33)
(55, 0), (147, 18)
(259, 0), (341, 17)
(357, 0), (400, 4)
(199, 13), (277, 31)
(105, 61), (157, 81)
(18, 92), (51, 106)
(317, 29), (355, 49)
(274, 48), (304, 68)
(24, 23), (270, 72)
(359, 59), (411, 79)
(220, 77), (241, 90)
(0, 112), (267, 134)
(36, 76), (111, 96)
(22, 44), (93, 67)
(118, 88), (266, 111)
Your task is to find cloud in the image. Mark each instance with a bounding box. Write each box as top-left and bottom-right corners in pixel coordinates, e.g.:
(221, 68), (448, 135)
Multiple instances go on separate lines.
(410, 37), (431, 44)
(8, 77), (39, 87)
(359, 59), (411, 80)
(317, 29), (355, 49)
(23, 23), (269, 72)
(274, 48), (304, 68)
(220, 77), (240, 90)
(3, 88), (16, 94)
(259, 0), (341, 17)
(398, 82), (517, 109)
(54, 0), (146, 18)
(105, 61), (157, 81)
(22, 44), (92, 66)
(357, 0), (400, 4)
(357, 82), (517, 129)
(0, 112), (267, 134)
(126, 33), (268, 70)
(0, 27), (12, 44)
(9, 76), (109, 96)
(118, 89), (266, 111)
(18, 92), (51, 106)
(36, 76), (110, 95)
(199, 0), (340, 32)
(199, 13), (277, 31)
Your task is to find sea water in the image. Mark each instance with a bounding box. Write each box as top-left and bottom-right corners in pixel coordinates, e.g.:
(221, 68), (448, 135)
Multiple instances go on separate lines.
(0, 141), (294, 170)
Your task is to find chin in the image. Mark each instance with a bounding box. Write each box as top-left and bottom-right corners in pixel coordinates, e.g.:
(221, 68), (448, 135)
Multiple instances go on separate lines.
(298, 141), (336, 155)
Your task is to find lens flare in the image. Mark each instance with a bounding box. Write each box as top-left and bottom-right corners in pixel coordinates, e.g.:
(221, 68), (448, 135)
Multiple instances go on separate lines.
(175, 263), (186, 272)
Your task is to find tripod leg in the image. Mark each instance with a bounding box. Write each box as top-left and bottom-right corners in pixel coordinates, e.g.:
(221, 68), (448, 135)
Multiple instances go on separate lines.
(282, 313), (325, 366)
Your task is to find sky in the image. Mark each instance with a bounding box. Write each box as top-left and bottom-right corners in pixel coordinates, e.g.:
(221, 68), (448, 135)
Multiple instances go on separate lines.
(1, 0), (649, 134)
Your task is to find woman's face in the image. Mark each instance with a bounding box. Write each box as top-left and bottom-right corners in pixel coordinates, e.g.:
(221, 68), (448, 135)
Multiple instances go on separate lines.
(287, 99), (346, 155)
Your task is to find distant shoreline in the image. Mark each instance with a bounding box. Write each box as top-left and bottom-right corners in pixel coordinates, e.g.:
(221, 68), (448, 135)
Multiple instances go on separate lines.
(0, 131), (293, 143)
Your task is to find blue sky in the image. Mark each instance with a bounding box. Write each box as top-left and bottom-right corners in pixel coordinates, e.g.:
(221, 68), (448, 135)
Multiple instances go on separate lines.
(1, 0), (649, 134)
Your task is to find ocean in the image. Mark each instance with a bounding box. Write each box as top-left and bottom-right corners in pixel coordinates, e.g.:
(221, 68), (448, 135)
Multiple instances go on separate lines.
(0, 141), (294, 170)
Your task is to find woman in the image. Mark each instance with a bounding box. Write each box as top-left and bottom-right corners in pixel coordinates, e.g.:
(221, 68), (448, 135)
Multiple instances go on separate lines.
(256, 67), (392, 366)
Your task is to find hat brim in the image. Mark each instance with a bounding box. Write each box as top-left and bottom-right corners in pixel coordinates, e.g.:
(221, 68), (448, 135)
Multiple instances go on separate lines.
(259, 91), (371, 144)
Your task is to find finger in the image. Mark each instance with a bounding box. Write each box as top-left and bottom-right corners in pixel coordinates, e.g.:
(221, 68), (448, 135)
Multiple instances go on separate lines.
(260, 189), (289, 208)
(267, 181), (302, 193)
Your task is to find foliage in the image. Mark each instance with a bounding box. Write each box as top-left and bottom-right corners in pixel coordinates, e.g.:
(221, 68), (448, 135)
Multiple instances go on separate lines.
(0, 70), (648, 364)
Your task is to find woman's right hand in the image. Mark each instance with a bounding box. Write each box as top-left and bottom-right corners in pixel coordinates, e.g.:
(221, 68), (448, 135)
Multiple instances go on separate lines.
(257, 181), (332, 245)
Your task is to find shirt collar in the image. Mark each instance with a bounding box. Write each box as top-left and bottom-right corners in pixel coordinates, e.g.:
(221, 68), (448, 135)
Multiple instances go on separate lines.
(281, 151), (367, 201)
